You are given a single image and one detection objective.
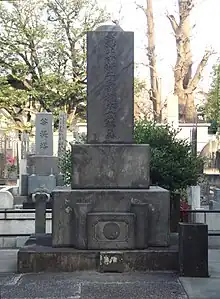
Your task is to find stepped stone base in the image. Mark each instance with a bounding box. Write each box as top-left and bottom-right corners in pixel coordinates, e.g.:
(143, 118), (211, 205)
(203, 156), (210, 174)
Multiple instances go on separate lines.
(52, 187), (170, 248)
(17, 245), (178, 273)
(71, 144), (150, 189)
(27, 155), (59, 176)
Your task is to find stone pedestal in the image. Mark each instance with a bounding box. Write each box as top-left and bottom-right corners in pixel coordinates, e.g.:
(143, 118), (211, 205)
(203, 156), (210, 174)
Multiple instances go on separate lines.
(28, 174), (56, 195)
(27, 155), (59, 176)
(71, 144), (150, 189)
(52, 187), (170, 248)
(179, 222), (208, 277)
(33, 193), (49, 234)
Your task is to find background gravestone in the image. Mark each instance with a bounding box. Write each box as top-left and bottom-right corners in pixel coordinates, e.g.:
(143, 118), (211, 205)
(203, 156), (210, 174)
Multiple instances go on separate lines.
(35, 112), (53, 156)
(58, 112), (67, 162)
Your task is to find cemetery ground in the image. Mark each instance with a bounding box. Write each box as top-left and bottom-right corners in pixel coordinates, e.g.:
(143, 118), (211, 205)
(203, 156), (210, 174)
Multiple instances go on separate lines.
(0, 249), (219, 298)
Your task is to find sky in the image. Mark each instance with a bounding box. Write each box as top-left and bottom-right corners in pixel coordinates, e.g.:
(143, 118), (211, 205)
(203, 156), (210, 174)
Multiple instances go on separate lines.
(98, 0), (220, 99)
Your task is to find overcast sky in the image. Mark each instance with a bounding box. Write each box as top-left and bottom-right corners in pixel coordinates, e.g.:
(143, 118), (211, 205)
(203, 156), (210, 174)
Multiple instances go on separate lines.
(98, 0), (220, 97)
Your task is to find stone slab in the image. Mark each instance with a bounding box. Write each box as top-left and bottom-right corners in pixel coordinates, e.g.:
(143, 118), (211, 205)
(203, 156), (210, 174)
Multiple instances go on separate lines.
(71, 144), (150, 189)
(28, 175), (56, 195)
(99, 251), (124, 272)
(0, 249), (18, 273)
(17, 245), (178, 273)
(57, 112), (67, 159)
(25, 234), (52, 247)
(27, 155), (58, 176)
(0, 190), (13, 208)
(179, 223), (208, 277)
(52, 187), (170, 247)
(35, 112), (53, 155)
(14, 195), (28, 205)
(87, 30), (134, 144)
(87, 212), (135, 250)
(19, 174), (28, 196)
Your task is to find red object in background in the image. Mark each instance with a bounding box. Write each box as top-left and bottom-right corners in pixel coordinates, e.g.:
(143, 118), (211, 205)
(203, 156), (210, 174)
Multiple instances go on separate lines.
(180, 201), (191, 222)
(6, 155), (16, 165)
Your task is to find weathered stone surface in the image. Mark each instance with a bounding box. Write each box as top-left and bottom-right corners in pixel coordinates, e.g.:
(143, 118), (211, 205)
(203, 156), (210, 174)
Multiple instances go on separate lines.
(71, 144), (150, 189)
(57, 112), (67, 160)
(33, 193), (48, 234)
(19, 174), (28, 196)
(52, 187), (170, 247)
(0, 190), (14, 209)
(52, 195), (74, 247)
(73, 203), (92, 249)
(131, 203), (149, 249)
(56, 173), (65, 186)
(87, 212), (135, 250)
(17, 245), (178, 273)
(35, 112), (53, 155)
(27, 155), (59, 175)
(99, 251), (124, 272)
(28, 174), (56, 195)
(25, 233), (52, 247)
(179, 222), (208, 277)
(87, 29), (134, 144)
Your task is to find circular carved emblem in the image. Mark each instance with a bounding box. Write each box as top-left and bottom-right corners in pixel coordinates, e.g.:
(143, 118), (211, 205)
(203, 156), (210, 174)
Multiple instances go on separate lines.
(103, 222), (120, 240)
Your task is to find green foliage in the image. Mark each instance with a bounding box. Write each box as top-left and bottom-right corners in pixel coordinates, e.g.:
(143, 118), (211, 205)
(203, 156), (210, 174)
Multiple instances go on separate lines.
(134, 77), (147, 97)
(59, 149), (72, 185)
(59, 133), (87, 185)
(134, 120), (204, 191)
(0, 0), (109, 128)
(204, 62), (220, 126)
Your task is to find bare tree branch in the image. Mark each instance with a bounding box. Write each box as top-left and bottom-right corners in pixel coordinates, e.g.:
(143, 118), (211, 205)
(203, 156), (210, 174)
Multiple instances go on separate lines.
(166, 13), (178, 34)
(188, 50), (215, 92)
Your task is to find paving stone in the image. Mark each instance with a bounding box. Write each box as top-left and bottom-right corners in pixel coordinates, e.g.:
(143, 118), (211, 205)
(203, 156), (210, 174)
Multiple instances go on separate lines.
(0, 272), (187, 299)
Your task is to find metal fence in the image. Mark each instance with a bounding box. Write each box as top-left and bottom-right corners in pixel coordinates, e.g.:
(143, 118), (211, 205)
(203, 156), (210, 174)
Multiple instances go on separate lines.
(0, 209), (52, 237)
(181, 209), (220, 236)
(0, 209), (220, 238)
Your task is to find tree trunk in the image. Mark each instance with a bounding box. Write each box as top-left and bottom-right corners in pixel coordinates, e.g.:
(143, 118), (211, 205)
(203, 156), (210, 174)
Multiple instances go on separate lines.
(168, 0), (212, 123)
(145, 0), (161, 122)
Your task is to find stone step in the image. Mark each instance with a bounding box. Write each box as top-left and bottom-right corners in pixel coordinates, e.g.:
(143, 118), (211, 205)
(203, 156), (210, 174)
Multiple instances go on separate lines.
(18, 245), (178, 273)
(0, 249), (18, 272)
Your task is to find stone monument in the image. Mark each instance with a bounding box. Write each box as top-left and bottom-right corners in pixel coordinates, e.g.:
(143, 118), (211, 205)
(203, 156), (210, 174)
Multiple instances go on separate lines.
(52, 25), (170, 249)
(18, 25), (174, 273)
(22, 112), (64, 208)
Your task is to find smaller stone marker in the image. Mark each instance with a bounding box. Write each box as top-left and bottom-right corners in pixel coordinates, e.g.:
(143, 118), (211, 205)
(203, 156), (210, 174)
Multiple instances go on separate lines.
(35, 112), (53, 155)
(58, 112), (67, 160)
(21, 132), (29, 159)
(33, 192), (49, 234)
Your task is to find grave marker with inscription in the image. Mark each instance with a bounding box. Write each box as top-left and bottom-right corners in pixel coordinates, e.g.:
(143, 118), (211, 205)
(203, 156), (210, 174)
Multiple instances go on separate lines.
(58, 112), (67, 159)
(87, 26), (134, 143)
(35, 112), (53, 156)
(17, 25), (173, 274)
(51, 25), (169, 258)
